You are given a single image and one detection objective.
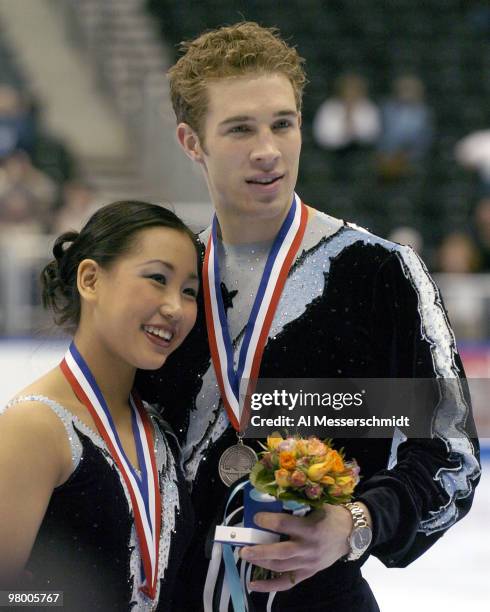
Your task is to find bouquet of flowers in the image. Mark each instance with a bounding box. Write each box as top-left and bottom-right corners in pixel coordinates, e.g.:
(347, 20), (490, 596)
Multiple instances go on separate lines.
(249, 432), (360, 510)
(247, 432), (360, 583)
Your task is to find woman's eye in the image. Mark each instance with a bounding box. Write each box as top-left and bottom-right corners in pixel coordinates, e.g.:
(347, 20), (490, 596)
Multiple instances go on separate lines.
(148, 274), (166, 285)
(183, 287), (198, 298)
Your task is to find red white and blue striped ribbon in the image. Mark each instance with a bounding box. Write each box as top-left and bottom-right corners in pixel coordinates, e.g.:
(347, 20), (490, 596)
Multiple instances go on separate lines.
(60, 342), (161, 600)
(203, 193), (308, 432)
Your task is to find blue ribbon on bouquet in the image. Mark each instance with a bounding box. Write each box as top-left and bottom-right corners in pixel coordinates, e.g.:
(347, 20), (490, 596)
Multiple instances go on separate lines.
(221, 480), (249, 612)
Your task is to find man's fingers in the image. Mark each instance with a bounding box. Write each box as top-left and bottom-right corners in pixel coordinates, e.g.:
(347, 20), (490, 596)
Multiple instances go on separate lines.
(240, 540), (300, 562)
(253, 511), (303, 536)
(248, 569), (312, 593)
(253, 508), (324, 538)
(247, 558), (303, 572)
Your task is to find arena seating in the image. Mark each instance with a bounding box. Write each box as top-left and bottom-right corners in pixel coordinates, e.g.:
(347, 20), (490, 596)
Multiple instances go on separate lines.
(146, 0), (490, 251)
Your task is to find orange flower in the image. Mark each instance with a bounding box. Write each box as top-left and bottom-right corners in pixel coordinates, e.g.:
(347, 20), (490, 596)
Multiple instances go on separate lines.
(330, 450), (345, 473)
(275, 468), (291, 487)
(319, 475), (336, 485)
(335, 475), (356, 495)
(279, 451), (296, 471)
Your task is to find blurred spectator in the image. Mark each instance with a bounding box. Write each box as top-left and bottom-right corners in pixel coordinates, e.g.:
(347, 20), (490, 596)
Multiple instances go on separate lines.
(312, 73), (380, 153)
(0, 186), (43, 233)
(455, 130), (490, 192)
(470, 196), (490, 270)
(0, 150), (56, 203)
(436, 231), (481, 273)
(376, 75), (434, 181)
(0, 84), (35, 159)
(0, 150), (56, 229)
(388, 225), (424, 254)
(52, 180), (100, 233)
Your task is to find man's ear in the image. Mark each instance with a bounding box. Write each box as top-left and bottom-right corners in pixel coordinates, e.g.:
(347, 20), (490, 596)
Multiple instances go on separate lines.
(176, 123), (205, 164)
(77, 259), (100, 303)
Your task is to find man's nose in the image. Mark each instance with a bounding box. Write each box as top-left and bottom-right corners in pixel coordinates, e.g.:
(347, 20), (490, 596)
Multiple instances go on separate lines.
(250, 130), (281, 166)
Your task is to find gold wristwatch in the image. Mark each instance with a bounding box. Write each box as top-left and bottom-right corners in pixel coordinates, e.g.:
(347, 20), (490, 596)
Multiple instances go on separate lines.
(343, 502), (372, 561)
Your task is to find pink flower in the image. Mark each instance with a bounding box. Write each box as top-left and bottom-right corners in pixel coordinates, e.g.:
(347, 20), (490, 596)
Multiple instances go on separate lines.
(329, 484), (342, 497)
(278, 438), (297, 453)
(261, 453), (274, 470)
(296, 456), (310, 468)
(305, 484), (322, 499)
(290, 470), (307, 487)
(344, 460), (361, 484)
(306, 438), (328, 457)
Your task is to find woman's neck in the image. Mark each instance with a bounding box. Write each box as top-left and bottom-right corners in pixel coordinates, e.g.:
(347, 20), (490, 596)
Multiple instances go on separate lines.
(71, 330), (135, 414)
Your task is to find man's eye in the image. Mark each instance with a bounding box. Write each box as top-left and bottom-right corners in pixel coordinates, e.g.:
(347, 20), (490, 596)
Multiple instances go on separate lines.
(273, 119), (292, 130)
(230, 125), (251, 134)
(148, 274), (166, 285)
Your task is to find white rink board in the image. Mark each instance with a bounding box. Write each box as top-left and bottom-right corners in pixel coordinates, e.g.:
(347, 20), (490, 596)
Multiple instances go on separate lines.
(0, 338), (69, 407)
(0, 339), (488, 610)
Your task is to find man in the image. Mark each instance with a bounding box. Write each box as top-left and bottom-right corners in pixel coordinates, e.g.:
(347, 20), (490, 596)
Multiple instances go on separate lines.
(137, 22), (480, 611)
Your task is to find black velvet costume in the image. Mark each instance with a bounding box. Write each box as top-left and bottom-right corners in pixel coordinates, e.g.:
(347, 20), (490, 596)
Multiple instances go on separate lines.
(6, 396), (194, 612)
(137, 210), (480, 611)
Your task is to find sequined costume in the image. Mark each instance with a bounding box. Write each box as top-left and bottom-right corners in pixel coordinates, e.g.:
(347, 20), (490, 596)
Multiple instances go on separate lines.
(4, 395), (193, 612)
(137, 209), (480, 611)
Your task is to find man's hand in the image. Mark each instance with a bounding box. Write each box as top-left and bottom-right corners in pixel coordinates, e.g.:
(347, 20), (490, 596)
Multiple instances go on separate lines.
(239, 502), (371, 593)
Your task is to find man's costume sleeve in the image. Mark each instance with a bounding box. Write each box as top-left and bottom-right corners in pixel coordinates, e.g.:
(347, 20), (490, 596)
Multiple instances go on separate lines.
(355, 249), (480, 567)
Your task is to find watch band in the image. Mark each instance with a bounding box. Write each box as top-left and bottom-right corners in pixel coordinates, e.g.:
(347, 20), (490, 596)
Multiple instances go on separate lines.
(345, 502), (369, 529)
(343, 502), (371, 561)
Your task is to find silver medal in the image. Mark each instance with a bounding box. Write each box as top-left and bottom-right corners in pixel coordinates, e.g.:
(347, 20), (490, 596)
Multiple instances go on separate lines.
(218, 443), (258, 487)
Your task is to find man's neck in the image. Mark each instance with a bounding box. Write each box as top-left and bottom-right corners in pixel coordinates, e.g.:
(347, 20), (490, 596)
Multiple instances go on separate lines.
(218, 220), (281, 244)
(214, 202), (314, 245)
(215, 202), (293, 245)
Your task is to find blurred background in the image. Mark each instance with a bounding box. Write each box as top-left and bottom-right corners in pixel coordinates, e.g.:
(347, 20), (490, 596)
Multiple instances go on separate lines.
(0, 1), (488, 609)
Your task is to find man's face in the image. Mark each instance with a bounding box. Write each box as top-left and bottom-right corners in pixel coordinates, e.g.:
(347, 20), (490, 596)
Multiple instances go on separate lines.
(194, 73), (302, 231)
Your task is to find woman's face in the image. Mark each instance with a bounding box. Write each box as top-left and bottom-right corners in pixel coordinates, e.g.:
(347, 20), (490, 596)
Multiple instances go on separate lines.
(91, 226), (199, 371)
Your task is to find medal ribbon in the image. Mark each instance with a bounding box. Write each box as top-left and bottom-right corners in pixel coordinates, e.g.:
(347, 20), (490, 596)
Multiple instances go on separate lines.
(203, 193), (308, 432)
(60, 342), (161, 600)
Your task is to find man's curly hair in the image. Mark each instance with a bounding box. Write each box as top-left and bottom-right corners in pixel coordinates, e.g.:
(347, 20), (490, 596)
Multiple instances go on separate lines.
(168, 21), (307, 142)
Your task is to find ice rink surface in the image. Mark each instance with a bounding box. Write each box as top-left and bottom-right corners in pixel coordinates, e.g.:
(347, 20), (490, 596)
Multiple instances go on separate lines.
(363, 461), (489, 611)
(1, 339), (488, 611)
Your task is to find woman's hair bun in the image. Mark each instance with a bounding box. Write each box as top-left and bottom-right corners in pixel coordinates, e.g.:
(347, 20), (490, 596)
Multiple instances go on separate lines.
(52, 231), (79, 262)
(40, 231), (80, 330)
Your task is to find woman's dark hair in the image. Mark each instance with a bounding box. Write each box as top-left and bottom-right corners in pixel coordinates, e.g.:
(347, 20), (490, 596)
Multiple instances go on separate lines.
(41, 200), (199, 331)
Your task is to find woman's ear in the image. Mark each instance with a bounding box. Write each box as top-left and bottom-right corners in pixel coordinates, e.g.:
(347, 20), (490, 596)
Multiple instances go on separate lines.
(77, 259), (100, 303)
(177, 123), (205, 164)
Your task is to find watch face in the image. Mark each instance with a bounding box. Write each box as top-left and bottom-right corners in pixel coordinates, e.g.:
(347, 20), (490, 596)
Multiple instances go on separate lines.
(352, 526), (372, 552)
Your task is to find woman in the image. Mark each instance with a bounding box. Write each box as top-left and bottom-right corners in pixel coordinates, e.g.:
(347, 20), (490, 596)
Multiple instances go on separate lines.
(0, 201), (200, 610)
